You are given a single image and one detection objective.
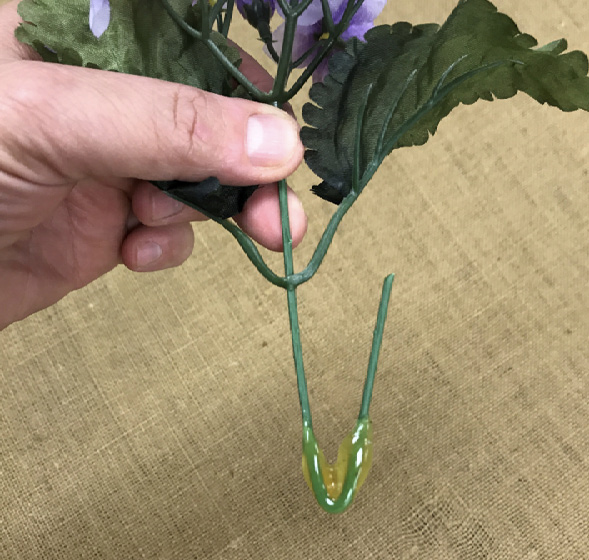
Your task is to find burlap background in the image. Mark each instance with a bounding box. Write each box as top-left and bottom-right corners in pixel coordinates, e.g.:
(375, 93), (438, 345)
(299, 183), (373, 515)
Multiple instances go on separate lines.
(1, 1), (588, 558)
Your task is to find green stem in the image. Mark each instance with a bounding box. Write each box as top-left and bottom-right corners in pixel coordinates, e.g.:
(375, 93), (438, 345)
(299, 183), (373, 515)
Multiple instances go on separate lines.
(358, 274), (394, 419)
(278, 179), (312, 427)
(302, 276), (394, 513)
(275, 0), (292, 16)
(275, 0), (314, 17)
(224, 189), (357, 288)
(220, 0), (234, 37)
(162, 188), (359, 290)
(271, 15), (298, 102)
(225, 190), (356, 287)
(266, 46), (281, 65)
(209, 0), (227, 27)
(288, 191), (357, 285)
(292, 41), (322, 68)
(200, 0), (210, 42)
(269, 0), (313, 103)
(320, 0), (336, 36)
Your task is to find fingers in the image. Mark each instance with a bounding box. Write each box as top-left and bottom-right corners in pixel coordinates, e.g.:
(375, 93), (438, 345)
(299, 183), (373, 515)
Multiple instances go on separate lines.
(131, 181), (208, 226)
(132, 181), (307, 252)
(0, 61), (303, 188)
(122, 222), (195, 272)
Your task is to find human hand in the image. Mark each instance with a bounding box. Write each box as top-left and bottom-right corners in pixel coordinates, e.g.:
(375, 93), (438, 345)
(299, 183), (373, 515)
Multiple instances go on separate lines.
(0, 0), (306, 330)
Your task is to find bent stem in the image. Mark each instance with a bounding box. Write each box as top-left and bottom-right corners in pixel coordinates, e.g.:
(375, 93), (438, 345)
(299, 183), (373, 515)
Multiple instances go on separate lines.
(300, 274), (394, 513)
(163, 0), (395, 513)
(279, 178), (394, 513)
(185, 76), (376, 289)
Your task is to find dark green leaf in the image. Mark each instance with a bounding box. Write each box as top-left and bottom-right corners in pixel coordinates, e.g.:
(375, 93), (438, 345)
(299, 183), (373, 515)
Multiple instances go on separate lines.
(153, 179), (258, 219)
(301, 0), (589, 204)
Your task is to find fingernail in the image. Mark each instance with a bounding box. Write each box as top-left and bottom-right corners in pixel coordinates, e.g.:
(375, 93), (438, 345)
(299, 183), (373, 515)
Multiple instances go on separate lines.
(136, 241), (162, 268)
(247, 113), (298, 167)
(153, 194), (184, 221)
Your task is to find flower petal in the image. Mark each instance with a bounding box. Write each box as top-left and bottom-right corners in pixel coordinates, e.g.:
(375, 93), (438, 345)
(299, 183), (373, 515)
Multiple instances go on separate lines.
(349, 0), (386, 24)
(341, 21), (372, 41)
(277, 0), (339, 26)
(89, 0), (110, 39)
(271, 21), (319, 65)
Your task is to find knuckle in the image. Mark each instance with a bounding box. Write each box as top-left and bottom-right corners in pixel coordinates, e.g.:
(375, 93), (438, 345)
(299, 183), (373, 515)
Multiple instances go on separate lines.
(163, 86), (233, 176)
(167, 86), (210, 159)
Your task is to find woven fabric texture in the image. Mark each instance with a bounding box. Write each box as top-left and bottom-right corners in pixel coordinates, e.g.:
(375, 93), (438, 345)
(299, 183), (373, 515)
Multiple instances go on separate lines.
(1, 1), (588, 558)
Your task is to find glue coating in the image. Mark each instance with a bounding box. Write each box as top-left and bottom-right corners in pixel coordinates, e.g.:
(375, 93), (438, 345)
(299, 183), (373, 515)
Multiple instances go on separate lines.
(302, 418), (373, 513)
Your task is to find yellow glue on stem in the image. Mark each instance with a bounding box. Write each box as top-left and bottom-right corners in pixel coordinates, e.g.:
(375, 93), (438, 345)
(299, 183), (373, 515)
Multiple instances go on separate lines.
(302, 418), (373, 512)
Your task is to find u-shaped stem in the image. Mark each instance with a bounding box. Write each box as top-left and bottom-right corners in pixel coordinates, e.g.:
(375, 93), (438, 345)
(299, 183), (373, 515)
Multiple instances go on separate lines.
(161, 0), (394, 512)
(302, 417), (373, 513)
(279, 177), (394, 512)
(299, 274), (393, 512)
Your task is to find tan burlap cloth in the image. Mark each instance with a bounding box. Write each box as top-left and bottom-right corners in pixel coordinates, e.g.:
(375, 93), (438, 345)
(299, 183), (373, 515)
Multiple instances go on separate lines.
(2, 1), (588, 558)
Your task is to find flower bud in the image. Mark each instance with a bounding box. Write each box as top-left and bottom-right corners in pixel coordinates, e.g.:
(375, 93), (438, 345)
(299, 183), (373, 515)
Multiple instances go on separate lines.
(237, 0), (276, 32)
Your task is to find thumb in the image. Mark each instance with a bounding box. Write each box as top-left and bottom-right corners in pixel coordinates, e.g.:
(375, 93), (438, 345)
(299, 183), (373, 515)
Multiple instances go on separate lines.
(0, 61), (303, 186)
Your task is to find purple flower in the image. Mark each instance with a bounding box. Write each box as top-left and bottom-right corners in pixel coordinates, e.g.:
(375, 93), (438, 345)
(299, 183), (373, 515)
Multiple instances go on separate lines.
(273, 0), (386, 81)
(89, 0), (110, 39)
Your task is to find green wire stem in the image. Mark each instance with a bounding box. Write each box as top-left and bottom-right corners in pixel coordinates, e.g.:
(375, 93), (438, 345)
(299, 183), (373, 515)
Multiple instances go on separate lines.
(278, 179), (312, 426)
(320, 0), (336, 36)
(359, 273), (394, 419)
(164, 188), (360, 290)
(284, 0), (366, 99)
(163, 0), (395, 513)
(200, 0), (210, 42)
(220, 0), (234, 37)
(209, 0), (226, 28)
(300, 275), (394, 513)
(271, 15), (298, 101)
(278, 175), (394, 513)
